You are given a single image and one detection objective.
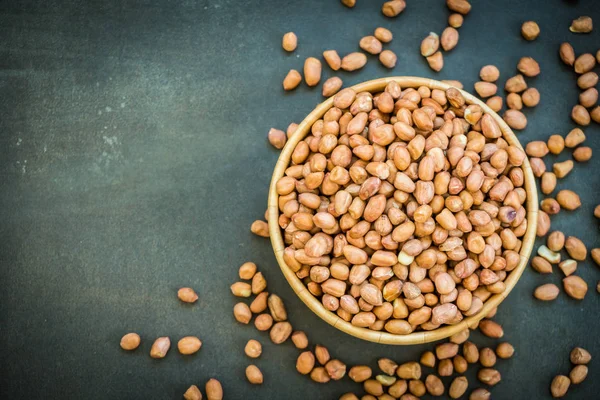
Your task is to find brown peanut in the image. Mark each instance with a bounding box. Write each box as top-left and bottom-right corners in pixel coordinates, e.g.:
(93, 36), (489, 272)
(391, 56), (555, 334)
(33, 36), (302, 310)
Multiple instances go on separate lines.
(360, 36), (383, 55)
(534, 283), (560, 301)
(573, 146), (592, 162)
(282, 32), (297, 52)
(183, 385), (202, 400)
(283, 70), (301, 91)
(550, 375), (570, 398)
(341, 53), (367, 71)
(570, 347), (591, 364)
(375, 27), (393, 43)
(570, 365), (588, 384)
(150, 337), (171, 358)
(379, 50), (397, 69)
(563, 276), (588, 300)
(323, 50), (341, 71)
(446, 0), (471, 14)
(304, 57), (322, 87)
(120, 333), (141, 351)
(322, 77), (343, 97)
(427, 52), (444, 71)
(382, 0), (406, 17)
(496, 342), (515, 359)
(521, 21), (540, 40)
(178, 287), (198, 303)
(556, 190), (581, 210)
(570, 16), (593, 33)
(441, 27), (459, 51)
(246, 365), (263, 384)
(231, 282), (251, 297)
(560, 42), (575, 66)
(205, 379), (223, 400)
(239, 262), (257, 280)
(449, 13), (464, 28)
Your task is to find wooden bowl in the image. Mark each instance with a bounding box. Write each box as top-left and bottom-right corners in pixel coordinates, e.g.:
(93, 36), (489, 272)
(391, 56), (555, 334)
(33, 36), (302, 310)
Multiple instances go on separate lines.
(267, 77), (538, 345)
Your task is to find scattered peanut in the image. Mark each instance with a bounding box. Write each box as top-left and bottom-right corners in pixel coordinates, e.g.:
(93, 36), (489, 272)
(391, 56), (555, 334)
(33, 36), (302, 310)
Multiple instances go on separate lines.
(559, 42), (575, 66)
(382, 0), (406, 17)
(178, 336), (202, 355)
(282, 32), (297, 52)
(553, 160), (573, 178)
(474, 82), (497, 98)
(239, 262), (257, 280)
(556, 190), (581, 210)
(360, 36), (383, 55)
(374, 27), (393, 43)
(479, 65), (499, 82)
(420, 33), (439, 57)
(150, 337), (171, 359)
(341, 52), (367, 71)
(304, 57), (322, 87)
(178, 287), (199, 303)
(449, 13), (464, 28)
(323, 50), (341, 71)
(573, 146), (592, 162)
(205, 379), (223, 400)
(379, 50), (397, 69)
(478, 320), (503, 338)
(291, 331), (309, 349)
(550, 375), (570, 398)
(565, 128), (586, 148)
(268, 128), (287, 149)
(534, 283), (560, 301)
(559, 259), (577, 276)
(565, 236), (587, 260)
(570, 16), (593, 33)
(517, 57), (540, 77)
(521, 88), (540, 107)
(570, 365), (588, 384)
(570, 347), (591, 364)
(233, 302), (252, 324)
(246, 365), (263, 384)
(322, 77), (343, 97)
(574, 53), (596, 74)
(506, 93), (523, 110)
(120, 333), (141, 351)
(183, 385), (202, 400)
(441, 27), (459, 51)
(563, 275), (588, 300)
(427, 52), (444, 71)
(245, 339), (262, 358)
(446, 0), (471, 15)
(251, 220), (269, 237)
(496, 342), (515, 359)
(477, 368), (501, 386)
(521, 21), (540, 40)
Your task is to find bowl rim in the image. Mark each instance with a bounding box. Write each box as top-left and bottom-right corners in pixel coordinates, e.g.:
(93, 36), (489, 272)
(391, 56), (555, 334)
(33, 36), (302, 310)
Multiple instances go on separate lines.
(267, 76), (538, 345)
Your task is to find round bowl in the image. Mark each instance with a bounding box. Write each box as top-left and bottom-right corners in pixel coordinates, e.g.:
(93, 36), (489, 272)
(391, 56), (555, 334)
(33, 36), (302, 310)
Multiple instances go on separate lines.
(267, 77), (538, 345)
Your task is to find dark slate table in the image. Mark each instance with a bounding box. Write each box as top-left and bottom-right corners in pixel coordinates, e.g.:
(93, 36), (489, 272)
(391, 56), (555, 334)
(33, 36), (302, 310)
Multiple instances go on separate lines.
(0, 0), (599, 399)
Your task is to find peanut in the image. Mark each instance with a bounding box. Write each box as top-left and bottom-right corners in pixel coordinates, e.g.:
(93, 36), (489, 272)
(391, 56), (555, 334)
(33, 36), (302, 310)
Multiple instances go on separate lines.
(550, 375), (570, 398)
(283, 70), (301, 91)
(560, 42), (575, 65)
(579, 87), (598, 108)
(559, 259), (577, 276)
(378, 358), (398, 375)
(517, 57), (540, 77)
(496, 342), (515, 359)
(547, 135), (564, 155)
(304, 57), (322, 87)
(470, 388), (491, 400)
(556, 190), (581, 210)
(239, 262), (257, 280)
(474, 82), (497, 98)
(592, 248), (600, 265)
(553, 160), (573, 178)
(446, 0), (471, 15)
(572, 105), (591, 125)
(349, 365), (372, 382)
(486, 96), (503, 112)
(479, 348), (496, 367)
(296, 351), (315, 374)
(382, 0), (406, 17)
(425, 375), (444, 396)
(565, 236), (587, 260)
(565, 128), (586, 147)
(254, 314), (272, 331)
(479, 65), (499, 82)
(574, 53), (596, 74)
(570, 347), (591, 364)
(341, 0), (356, 7)
(573, 146), (592, 162)
(420, 351), (436, 367)
(477, 369), (501, 386)
(505, 74), (527, 93)
(563, 275), (588, 300)
(427, 52), (444, 72)
(375, 27), (393, 43)
(541, 172), (556, 194)
(503, 109), (527, 130)
(570, 365), (588, 384)
(178, 287), (198, 303)
(534, 283), (560, 301)
(326, 359), (347, 380)
(282, 32), (297, 52)
(441, 27), (459, 51)
(538, 245), (560, 264)
(183, 385), (202, 400)
(577, 72), (598, 89)
(323, 50), (341, 71)
(322, 77), (343, 97)
(506, 93), (523, 110)
(360, 36), (383, 55)
(178, 336), (202, 355)
(379, 50), (397, 68)
(409, 380), (426, 396)
(268, 294), (287, 321)
(570, 16), (593, 33)
(250, 220), (269, 237)
(205, 379), (223, 400)
(291, 331), (308, 349)
(233, 302), (252, 324)
(522, 88), (540, 107)
(150, 337), (171, 358)
(449, 376), (468, 399)
(547, 231), (565, 251)
(120, 333), (141, 350)
(341, 53), (367, 71)
(449, 13), (463, 28)
(521, 21), (540, 40)
(478, 320), (503, 338)
(421, 33), (439, 57)
(270, 321), (292, 343)
(592, 106), (600, 123)
(246, 365), (263, 384)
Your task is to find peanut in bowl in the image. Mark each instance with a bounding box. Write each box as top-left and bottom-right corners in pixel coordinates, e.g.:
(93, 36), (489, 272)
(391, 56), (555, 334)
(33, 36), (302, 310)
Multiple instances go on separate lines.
(267, 77), (538, 345)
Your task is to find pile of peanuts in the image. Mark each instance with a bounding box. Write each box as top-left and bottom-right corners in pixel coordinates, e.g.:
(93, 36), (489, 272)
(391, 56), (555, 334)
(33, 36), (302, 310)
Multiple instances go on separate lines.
(273, 82), (530, 335)
(231, 264), (519, 399)
(550, 347), (591, 398)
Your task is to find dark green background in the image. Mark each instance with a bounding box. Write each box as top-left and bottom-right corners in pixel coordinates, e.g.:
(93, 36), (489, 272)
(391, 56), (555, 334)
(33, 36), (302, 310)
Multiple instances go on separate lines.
(0, 0), (598, 399)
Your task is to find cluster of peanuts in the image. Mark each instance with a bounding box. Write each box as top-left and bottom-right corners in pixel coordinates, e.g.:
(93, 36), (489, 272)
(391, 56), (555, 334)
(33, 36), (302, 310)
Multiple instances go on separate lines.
(118, 288), (223, 400)
(231, 264), (517, 399)
(418, 0), (470, 72)
(273, 82), (530, 335)
(550, 347), (592, 398)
